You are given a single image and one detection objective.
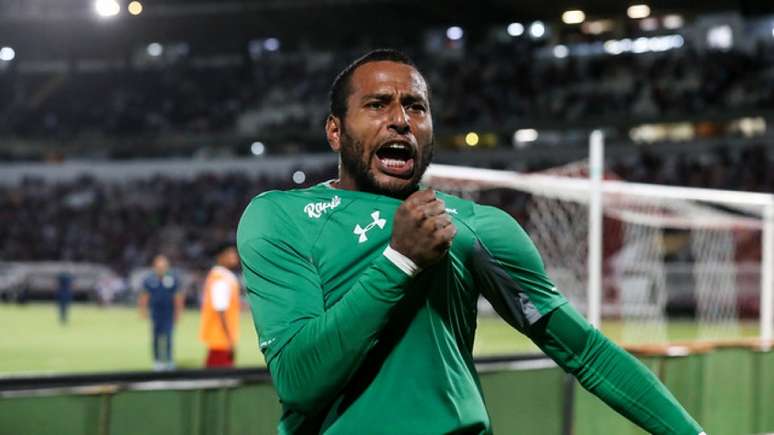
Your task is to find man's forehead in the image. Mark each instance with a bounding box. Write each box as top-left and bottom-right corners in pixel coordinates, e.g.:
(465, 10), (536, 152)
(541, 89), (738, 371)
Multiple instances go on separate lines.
(350, 61), (428, 98)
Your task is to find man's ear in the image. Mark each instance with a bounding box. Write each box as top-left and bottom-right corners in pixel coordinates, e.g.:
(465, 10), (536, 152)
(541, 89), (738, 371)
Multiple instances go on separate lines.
(326, 115), (342, 152)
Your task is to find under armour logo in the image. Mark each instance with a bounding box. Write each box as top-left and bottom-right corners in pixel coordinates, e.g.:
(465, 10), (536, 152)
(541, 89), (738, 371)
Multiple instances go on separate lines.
(353, 211), (386, 243)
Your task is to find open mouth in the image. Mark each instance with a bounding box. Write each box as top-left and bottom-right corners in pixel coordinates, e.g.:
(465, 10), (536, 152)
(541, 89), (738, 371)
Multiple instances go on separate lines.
(374, 141), (416, 178)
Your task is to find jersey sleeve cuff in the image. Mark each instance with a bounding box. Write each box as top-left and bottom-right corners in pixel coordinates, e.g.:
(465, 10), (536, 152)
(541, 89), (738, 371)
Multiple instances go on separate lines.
(382, 245), (421, 277)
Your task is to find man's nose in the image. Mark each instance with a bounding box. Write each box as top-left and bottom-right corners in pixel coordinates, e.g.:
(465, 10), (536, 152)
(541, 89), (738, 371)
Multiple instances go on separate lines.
(388, 105), (410, 135)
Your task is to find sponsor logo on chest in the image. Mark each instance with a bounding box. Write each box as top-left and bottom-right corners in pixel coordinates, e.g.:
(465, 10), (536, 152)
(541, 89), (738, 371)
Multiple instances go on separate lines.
(353, 211), (387, 243)
(304, 195), (341, 218)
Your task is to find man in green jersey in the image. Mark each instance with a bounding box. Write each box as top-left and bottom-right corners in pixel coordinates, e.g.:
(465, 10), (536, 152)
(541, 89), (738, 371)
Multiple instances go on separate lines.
(237, 49), (705, 434)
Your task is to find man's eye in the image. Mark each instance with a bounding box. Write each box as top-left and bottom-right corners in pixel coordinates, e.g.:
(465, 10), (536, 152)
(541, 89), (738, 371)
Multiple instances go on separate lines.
(408, 104), (427, 112)
(367, 102), (384, 109)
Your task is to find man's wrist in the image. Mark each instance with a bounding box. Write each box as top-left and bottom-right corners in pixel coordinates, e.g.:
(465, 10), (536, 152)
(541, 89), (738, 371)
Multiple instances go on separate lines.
(383, 245), (421, 277)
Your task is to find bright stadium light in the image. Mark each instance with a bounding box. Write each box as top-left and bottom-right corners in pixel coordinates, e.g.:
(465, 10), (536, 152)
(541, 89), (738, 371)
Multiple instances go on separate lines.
(529, 21), (546, 39)
(604, 35), (682, 56)
(128, 1), (143, 16)
(514, 129), (538, 143)
(0, 47), (15, 62)
(562, 10), (586, 25)
(94, 0), (121, 17)
(507, 22), (524, 37)
(263, 38), (280, 52)
(292, 170), (306, 185)
(553, 45), (569, 58)
(632, 37), (649, 53)
(604, 40), (623, 55)
(647, 36), (670, 52)
(663, 14), (684, 29)
(465, 132), (479, 147)
(446, 26), (464, 41)
(627, 4), (651, 20)
(707, 25), (733, 50)
(147, 42), (163, 57)
(251, 141), (265, 156)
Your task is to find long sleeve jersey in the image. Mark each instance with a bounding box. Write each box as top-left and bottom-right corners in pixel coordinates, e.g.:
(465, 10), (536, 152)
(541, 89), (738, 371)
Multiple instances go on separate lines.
(236, 182), (704, 435)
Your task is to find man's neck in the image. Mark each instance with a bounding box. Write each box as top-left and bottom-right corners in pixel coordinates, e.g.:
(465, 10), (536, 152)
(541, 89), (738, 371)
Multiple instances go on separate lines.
(331, 174), (417, 200)
(330, 175), (356, 191)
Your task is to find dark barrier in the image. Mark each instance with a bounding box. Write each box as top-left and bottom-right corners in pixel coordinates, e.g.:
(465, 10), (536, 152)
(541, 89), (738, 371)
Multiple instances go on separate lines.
(0, 369), (273, 435)
(1, 346), (773, 435)
(571, 355), (662, 435)
(476, 357), (567, 435)
(0, 355), (565, 435)
(753, 345), (774, 432)
(702, 344), (755, 434)
(0, 393), (107, 435)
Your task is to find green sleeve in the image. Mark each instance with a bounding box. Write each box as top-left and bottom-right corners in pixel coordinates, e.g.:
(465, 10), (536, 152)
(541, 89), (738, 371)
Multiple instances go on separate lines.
(471, 204), (703, 434)
(471, 204), (568, 331)
(528, 304), (704, 435)
(238, 199), (413, 415)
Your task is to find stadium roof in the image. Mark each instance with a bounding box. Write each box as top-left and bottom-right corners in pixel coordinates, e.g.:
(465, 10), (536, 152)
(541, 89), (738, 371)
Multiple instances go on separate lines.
(2, 0), (773, 19)
(1, 0), (773, 58)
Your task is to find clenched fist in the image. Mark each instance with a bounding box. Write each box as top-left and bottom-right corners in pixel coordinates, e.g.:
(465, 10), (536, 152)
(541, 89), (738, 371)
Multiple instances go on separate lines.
(390, 189), (457, 268)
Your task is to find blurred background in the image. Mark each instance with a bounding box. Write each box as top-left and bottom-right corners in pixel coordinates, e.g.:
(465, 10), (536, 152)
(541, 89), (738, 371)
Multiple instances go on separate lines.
(2, 1), (774, 434)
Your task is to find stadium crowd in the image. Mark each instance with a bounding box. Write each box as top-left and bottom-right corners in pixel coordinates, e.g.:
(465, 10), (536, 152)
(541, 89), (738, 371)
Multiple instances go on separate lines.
(2, 41), (774, 142)
(0, 165), (336, 274)
(2, 145), (772, 273)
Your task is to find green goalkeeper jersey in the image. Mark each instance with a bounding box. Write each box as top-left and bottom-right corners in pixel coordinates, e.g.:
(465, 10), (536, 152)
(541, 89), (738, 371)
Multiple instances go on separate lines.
(237, 182), (704, 435)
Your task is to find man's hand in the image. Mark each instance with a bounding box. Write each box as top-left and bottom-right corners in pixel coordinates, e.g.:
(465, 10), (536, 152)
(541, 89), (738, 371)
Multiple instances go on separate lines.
(390, 189), (457, 268)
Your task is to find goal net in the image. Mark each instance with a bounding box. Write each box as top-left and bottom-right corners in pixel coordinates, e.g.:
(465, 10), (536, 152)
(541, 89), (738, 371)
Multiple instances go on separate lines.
(425, 161), (774, 345)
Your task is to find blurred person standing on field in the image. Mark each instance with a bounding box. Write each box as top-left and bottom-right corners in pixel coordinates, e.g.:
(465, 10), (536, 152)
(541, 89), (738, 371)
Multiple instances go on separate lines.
(200, 243), (241, 368)
(56, 270), (74, 325)
(139, 254), (182, 371)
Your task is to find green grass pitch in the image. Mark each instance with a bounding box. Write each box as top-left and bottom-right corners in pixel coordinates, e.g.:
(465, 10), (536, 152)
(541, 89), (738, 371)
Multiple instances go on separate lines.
(0, 303), (759, 375)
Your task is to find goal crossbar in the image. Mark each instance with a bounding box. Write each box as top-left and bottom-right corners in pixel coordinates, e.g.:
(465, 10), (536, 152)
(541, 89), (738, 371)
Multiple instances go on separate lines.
(425, 163), (774, 342)
(426, 164), (774, 211)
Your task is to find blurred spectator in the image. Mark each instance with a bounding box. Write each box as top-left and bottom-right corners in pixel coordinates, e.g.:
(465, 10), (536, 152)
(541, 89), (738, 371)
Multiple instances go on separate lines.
(56, 271), (73, 325)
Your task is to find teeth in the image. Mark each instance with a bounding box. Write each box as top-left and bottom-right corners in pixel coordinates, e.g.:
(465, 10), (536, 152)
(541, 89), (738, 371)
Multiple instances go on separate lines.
(386, 143), (409, 150)
(382, 158), (407, 167)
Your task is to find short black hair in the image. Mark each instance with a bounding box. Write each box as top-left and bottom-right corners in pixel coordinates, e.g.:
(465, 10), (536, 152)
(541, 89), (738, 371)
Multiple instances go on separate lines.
(328, 49), (421, 120)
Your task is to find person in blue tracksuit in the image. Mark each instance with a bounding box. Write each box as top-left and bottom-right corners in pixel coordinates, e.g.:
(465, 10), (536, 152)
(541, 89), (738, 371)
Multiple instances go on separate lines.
(139, 255), (183, 371)
(56, 271), (73, 325)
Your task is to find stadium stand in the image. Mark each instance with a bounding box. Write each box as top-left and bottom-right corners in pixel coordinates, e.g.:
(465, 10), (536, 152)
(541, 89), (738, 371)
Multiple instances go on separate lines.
(3, 46), (774, 139)
(2, 144), (772, 274)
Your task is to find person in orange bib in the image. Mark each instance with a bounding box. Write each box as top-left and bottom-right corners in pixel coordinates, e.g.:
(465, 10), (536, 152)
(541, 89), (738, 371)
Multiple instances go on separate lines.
(200, 243), (241, 368)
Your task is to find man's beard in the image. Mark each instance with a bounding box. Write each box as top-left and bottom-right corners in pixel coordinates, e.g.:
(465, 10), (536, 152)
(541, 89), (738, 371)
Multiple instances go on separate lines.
(339, 129), (434, 199)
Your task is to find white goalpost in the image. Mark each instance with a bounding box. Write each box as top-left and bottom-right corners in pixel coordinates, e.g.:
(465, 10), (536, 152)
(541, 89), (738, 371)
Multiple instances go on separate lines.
(425, 133), (774, 344)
